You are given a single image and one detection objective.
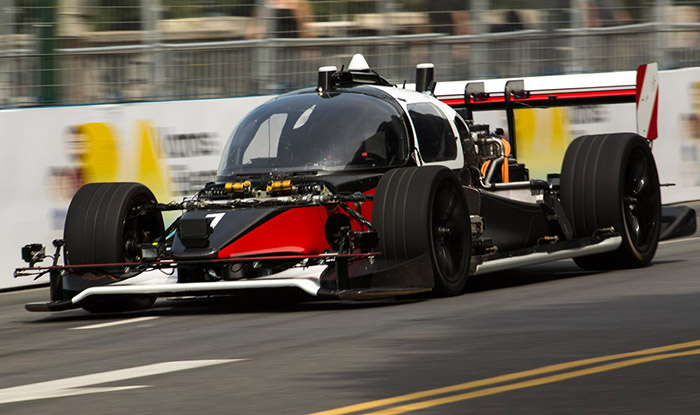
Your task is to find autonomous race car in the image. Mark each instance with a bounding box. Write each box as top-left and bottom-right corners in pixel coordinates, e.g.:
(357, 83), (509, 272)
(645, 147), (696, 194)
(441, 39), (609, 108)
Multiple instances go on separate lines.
(15, 55), (696, 312)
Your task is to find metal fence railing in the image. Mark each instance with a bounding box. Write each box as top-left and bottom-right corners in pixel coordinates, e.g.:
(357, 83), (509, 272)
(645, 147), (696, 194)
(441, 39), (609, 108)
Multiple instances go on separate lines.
(2, 2), (700, 108)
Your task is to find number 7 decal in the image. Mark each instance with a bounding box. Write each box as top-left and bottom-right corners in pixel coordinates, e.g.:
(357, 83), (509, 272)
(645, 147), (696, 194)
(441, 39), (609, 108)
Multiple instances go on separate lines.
(205, 213), (225, 228)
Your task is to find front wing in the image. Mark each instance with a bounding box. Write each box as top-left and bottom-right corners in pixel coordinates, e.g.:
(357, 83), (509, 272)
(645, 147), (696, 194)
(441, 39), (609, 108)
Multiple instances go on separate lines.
(19, 232), (626, 312)
(21, 252), (436, 312)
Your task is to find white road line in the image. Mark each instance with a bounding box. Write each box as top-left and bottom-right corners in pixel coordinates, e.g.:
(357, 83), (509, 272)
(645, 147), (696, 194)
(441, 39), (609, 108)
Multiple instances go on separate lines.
(0, 359), (243, 404)
(660, 236), (700, 245)
(70, 316), (159, 330)
(0, 287), (47, 296)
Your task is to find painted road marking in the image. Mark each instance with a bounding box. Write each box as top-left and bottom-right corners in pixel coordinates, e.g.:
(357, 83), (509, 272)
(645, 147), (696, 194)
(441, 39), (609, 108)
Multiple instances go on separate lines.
(364, 349), (700, 415)
(308, 339), (700, 415)
(0, 287), (46, 296)
(659, 236), (700, 245)
(0, 359), (242, 404)
(70, 316), (159, 330)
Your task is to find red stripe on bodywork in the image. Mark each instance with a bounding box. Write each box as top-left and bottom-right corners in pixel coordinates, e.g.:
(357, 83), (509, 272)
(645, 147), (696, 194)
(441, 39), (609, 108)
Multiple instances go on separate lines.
(217, 206), (331, 258)
(524, 89), (636, 101)
(217, 189), (376, 258)
(441, 88), (635, 106)
(440, 98), (464, 106)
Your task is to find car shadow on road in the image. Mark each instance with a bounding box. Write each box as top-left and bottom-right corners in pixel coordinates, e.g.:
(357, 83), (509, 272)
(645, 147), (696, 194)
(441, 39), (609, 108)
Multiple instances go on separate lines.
(26, 291), (426, 323)
(465, 260), (598, 293)
(465, 258), (685, 293)
(157, 293), (424, 314)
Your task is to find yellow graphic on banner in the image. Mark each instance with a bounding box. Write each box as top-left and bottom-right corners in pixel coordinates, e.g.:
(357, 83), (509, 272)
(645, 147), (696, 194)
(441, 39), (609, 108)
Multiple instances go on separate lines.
(514, 108), (571, 179)
(135, 120), (170, 202)
(77, 123), (119, 183)
(49, 120), (176, 229)
(50, 121), (170, 201)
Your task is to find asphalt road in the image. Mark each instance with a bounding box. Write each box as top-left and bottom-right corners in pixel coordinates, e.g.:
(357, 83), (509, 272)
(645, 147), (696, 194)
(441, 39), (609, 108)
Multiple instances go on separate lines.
(2, 234), (700, 414)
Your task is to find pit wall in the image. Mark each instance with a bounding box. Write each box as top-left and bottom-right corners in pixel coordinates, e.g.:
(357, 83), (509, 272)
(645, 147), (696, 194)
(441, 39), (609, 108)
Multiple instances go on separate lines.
(2, 67), (700, 290)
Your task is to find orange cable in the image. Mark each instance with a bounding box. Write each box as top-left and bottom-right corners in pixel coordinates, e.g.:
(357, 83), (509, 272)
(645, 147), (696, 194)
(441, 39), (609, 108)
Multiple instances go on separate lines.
(480, 160), (491, 176)
(500, 139), (511, 183)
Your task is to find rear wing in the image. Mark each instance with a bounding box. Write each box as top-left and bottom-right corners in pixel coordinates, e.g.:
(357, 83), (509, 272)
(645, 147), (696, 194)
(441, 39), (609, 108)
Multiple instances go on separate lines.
(440, 63), (659, 156)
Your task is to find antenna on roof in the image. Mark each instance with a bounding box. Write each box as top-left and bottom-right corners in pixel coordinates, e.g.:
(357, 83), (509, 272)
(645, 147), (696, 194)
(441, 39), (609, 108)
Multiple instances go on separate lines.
(348, 54), (371, 71)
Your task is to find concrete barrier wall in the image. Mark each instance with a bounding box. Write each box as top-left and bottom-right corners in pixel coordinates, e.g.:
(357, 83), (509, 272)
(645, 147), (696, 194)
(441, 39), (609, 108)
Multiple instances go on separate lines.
(2, 67), (700, 290)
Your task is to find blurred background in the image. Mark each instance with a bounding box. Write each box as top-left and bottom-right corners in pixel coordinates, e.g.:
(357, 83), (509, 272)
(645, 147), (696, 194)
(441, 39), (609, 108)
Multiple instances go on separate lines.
(1, 0), (699, 108)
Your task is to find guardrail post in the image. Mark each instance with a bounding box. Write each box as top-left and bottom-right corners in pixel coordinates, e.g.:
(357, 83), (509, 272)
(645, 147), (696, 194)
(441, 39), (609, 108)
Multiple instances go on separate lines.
(570, 0), (587, 73)
(142, 0), (163, 99)
(0, 0), (13, 106)
(38, 0), (57, 104)
(255, 0), (273, 94)
(470, 0), (489, 77)
(377, 1), (396, 78)
(655, 0), (670, 68)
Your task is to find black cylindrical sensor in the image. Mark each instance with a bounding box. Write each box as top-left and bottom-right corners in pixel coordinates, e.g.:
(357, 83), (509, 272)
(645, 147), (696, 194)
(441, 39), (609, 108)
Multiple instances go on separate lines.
(317, 66), (337, 94)
(415, 63), (434, 92)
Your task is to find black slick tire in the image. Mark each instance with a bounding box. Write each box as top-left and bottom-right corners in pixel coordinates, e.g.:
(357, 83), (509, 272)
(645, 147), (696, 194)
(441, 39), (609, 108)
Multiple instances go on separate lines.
(64, 182), (164, 312)
(373, 166), (471, 296)
(560, 133), (661, 269)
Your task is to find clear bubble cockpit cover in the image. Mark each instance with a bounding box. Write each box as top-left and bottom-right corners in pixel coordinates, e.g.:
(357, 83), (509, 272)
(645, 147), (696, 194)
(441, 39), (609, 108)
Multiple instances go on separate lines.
(218, 92), (409, 178)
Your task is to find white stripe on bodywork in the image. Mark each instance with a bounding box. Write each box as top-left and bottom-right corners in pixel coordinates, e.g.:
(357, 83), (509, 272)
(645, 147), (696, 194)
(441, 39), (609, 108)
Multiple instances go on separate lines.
(474, 236), (622, 275)
(636, 62), (658, 138)
(72, 264), (327, 303)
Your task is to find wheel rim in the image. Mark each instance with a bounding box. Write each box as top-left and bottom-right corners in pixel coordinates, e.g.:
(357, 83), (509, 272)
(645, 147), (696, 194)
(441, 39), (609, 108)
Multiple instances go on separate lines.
(431, 181), (469, 285)
(123, 215), (146, 262)
(623, 147), (660, 252)
(122, 200), (160, 262)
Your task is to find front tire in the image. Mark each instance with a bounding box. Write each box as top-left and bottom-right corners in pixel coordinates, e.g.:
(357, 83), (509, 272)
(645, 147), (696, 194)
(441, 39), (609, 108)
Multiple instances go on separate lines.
(64, 182), (164, 312)
(373, 167), (471, 296)
(560, 133), (661, 269)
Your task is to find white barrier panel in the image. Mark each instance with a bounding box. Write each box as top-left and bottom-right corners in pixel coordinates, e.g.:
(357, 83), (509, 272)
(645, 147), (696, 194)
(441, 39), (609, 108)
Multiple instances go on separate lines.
(655, 68), (700, 203)
(2, 67), (700, 290)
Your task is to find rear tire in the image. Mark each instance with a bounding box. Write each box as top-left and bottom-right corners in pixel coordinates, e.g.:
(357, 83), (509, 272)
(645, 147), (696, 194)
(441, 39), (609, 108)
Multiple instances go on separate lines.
(560, 133), (661, 269)
(64, 182), (164, 312)
(373, 167), (471, 296)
